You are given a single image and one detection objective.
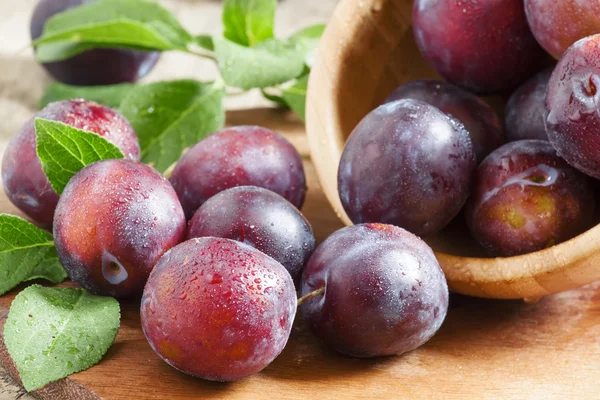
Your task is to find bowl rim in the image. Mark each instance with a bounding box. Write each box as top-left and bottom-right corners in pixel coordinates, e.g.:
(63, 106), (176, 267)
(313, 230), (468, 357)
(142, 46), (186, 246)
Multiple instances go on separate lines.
(305, 0), (600, 299)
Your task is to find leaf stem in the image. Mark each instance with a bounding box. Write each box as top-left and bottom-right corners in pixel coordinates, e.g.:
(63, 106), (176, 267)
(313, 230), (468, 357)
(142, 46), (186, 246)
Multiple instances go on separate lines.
(297, 286), (325, 306)
(162, 161), (177, 179)
(186, 49), (216, 61)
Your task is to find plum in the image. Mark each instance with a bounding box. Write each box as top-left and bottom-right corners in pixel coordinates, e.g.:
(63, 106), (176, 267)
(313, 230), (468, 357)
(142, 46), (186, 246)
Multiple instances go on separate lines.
(386, 80), (505, 161)
(412, 0), (549, 94)
(31, 0), (159, 85)
(53, 159), (186, 298)
(466, 140), (595, 257)
(505, 68), (552, 142)
(300, 223), (448, 357)
(338, 99), (475, 236)
(170, 126), (306, 219)
(525, 0), (600, 59)
(188, 186), (315, 283)
(545, 34), (600, 179)
(141, 237), (296, 381)
(2, 99), (140, 229)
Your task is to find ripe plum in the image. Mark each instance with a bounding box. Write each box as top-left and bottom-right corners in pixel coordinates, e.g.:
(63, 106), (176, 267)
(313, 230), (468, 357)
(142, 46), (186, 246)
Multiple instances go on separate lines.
(338, 99), (475, 236)
(188, 186), (315, 283)
(141, 237), (296, 381)
(53, 159), (186, 297)
(300, 223), (448, 357)
(170, 126), (306, 219)
(466, 140), (595, 256)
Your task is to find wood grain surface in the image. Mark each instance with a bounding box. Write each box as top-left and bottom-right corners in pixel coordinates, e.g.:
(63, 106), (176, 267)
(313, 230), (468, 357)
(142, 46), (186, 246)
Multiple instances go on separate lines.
(1, 109), (600, 399)
(2, 1), (600, 398)
(0, 0), (338, 396)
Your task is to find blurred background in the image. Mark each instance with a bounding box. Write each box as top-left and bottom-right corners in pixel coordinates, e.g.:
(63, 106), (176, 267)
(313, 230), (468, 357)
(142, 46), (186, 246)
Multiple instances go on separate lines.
(0, 0), (337, 398)
(0, 0), (337, 155)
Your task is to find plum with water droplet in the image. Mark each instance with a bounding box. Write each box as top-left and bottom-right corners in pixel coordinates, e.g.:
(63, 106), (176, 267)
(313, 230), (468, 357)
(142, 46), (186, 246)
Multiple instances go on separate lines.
(465, 140), (595, 257)
(545, 34), (600, 179)
(141, 237), (296, 381)
(385, 80), (505, 162)
(505, 68), (552, 142)
(2, 99), (140, 229)
(31, 0), (159, 85)
(188, 186), (315, 283)
(170, 126), (306, 219)
(338, 99), (476, 236)
(525, 0), (600, 59)
(300, 223), (448, 357)
(412, 0), (549, 94)
(53, 159), (186, 297)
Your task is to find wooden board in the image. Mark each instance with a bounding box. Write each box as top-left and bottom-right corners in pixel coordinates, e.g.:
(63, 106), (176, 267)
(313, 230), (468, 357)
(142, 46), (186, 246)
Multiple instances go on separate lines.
(2, 109), (600, 399)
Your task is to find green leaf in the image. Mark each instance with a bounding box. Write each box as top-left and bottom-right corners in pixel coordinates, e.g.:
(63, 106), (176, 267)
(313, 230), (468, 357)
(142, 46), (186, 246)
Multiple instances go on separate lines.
(289, 24), (325, 67)
(223, 0), (276, 47)
(35, 42), (98, 63)
(119, 80), (225, 172)
(4, 285), (120, 392)
(282, 74), (309, 121)
(0, 215), (66, 296)
(194, 35), (215, 52)
(33, 0), (192, 62)
(214, 37), (305, 90)
(26, 249), (67, 285)
(35, 118), (125, 194)
(40, 83), (136, 109)
(261, 88), (289, 108)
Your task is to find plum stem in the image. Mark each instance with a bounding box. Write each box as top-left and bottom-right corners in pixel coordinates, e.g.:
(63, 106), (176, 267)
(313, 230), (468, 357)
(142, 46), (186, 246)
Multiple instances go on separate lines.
(297, 287), (325, 306)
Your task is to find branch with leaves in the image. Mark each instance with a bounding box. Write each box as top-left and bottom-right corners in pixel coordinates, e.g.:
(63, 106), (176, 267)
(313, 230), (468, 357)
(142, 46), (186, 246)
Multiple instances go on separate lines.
(36, 0), (322, 121)
(35, 0), (323, 173)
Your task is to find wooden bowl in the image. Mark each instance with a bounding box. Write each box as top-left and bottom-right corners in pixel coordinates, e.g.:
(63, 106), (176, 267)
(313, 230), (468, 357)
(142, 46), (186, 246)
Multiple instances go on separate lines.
(305, 0), (600, 300)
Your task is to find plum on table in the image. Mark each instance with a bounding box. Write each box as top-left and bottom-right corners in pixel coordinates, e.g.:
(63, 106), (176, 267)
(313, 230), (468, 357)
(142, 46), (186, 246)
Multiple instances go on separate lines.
(2, 99), (140, 229)
(188, 186), (315, 284)
(141, 237), (297, 381)
(170, 126), (306, 219)
(53, 159), (186, 298)
(300, 223), (448, 357)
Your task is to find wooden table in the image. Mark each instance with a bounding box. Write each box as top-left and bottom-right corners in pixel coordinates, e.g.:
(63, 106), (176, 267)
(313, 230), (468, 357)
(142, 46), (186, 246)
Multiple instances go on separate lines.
(1, 109), (600, 399)
(0, 0), (338, 395)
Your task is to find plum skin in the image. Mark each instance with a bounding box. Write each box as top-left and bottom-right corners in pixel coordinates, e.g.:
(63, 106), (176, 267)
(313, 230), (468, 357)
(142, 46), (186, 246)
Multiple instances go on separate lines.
(386, 80), (505, 162)
(525, 0), (600, 59)
(300, 223), (448, 358)
(338, 99), (476, 236)
(53, 159), (186, 298)
(30, 0), (159, 85)
(545, 34), (600, 180)
(1, 99), (140, 229)
(141, 237), (297, 382)
(466, 140), (595, 257)
(412, 0), (549, 94)
(505, 68), (553, 142)
(188, 186), (315, 284)
(170, 126), (306, 219)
